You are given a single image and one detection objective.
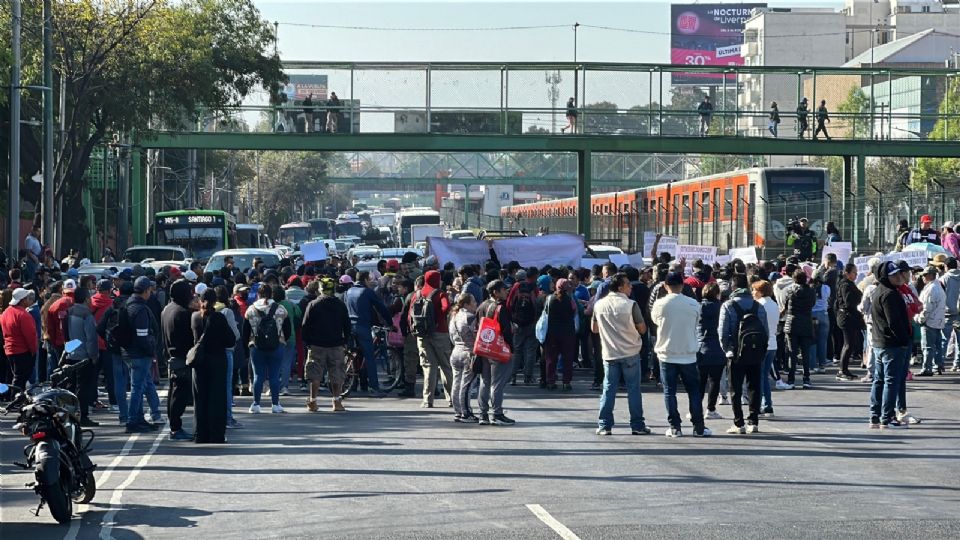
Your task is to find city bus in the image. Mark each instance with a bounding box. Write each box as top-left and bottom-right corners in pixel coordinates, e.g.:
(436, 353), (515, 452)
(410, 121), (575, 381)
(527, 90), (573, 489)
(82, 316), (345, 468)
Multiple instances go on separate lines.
(308, 218), (334, 240)
(334, 213), (364, 238)
(154, 209), (237, 262)
(278, 222), (312, 247)
(237, 223), (271, 249)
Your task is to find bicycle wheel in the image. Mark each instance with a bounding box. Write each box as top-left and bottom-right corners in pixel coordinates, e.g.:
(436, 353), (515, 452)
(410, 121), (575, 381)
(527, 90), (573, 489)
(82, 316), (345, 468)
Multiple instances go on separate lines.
(381, 348), (405, 392)
(340, 348), (359, 399)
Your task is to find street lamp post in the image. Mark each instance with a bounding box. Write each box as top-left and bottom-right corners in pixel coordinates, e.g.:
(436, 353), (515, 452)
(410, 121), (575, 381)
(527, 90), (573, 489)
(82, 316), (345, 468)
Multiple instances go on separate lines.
(8, 0), (21, 257)
(573, 22), (580, 120)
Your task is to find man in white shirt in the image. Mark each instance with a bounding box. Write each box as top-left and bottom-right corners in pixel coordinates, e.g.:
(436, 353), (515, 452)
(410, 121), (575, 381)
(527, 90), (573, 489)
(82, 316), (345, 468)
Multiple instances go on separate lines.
(23, 224), (42, 281)
(651, 271), (711, 438)
(917, 266), (946, 376)
(592, 272), (650, 436)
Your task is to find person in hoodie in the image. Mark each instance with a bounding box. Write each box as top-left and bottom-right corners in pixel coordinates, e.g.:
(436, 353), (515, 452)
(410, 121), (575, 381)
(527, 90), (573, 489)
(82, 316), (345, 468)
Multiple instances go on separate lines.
(1, 288), (38, 394)
(347, 271), (393, 397)
(91, 280), (117, 411)
(215, 285), (243, 429)
(65, 287), (100, 426)
(783, 269), (816, 389)
(406, 269), (453, 406)
(696, 282), (726, 420)
(243, 284), (289, 413)
(162, 279), (198, 441)
(938, 257), (960, 372)
(858, 258), (883, 383)
(123, 277), (163, 433)
(191, 287), (236, 444)
(835, 263), (865, 381)
(301, 277), (351, 412)
(869, 261), (911, 428)
(506, 269), (538, 386)
(448, 292), (479, 423)
(916, 266), (946, 377)
(232, 284), (251, 396)
(684, 259), (713, 301)
(718, 273), (769, 434)
(652, 271), (711, 438)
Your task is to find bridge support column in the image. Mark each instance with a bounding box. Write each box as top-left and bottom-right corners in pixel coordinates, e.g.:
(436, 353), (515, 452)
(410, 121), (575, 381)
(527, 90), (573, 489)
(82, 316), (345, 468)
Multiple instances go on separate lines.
(854, 154), (866, 249)
(462, 183), (470, 230)
(577, 150), (592, 240)
(842, 155), (852, 234)
(131, 146), (145, 245)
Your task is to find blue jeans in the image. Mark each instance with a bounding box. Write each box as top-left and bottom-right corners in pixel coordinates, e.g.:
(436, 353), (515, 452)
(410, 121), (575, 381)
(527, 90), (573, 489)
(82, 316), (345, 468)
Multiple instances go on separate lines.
(870, 346), (906, 423)
(252, 347), (283, 406)
(660, 362), (704, 430)
(597, 354), (647, 431)
(279, 340), (297, 390)
(812, 310), (829, 368)
(354, 325), (380, 391)
(760, 349), (776, 410)
(113, 353), (130, 423)
(45, 342), (61, 381)
(126, 357), (159, 426)
(225, 349), (234, 422)
(941, 317), (959, 369)
(921, 325), (944, 372)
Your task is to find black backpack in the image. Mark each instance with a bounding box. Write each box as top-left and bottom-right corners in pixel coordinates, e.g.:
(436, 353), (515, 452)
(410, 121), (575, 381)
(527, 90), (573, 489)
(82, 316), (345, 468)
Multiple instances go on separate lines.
(115, 303), (135, 350)
(410, 289), (438, 338)
(254, 303), (281, 351)
(511, 283), (537, 327)
(731, 302), (768, 365)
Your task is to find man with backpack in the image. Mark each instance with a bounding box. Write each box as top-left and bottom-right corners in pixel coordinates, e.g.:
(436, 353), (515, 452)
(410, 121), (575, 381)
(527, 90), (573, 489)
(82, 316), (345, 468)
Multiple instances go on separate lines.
(122, 277), (163, 433)
(408, 270), (453, 407)
(718, 273), (770, 434)
(161, 279), (197, 441)
(506, 269), (538, 385)
(97, 281), (134, 426)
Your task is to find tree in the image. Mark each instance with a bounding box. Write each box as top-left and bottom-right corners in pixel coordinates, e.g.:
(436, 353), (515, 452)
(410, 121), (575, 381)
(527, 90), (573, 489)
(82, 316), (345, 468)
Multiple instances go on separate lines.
(912, 78), (960, 187)
(0, 0), (285, 251)
(836, 87), (871, 139)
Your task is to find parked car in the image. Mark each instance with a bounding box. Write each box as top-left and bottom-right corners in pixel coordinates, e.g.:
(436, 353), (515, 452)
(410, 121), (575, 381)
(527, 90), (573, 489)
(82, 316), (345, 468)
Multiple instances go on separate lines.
(586, 244), (625, 261)
(445, 229), (476, 240)
(76, 262), (138, 279)
(205, 249), (281, 274)
(122, 245), (189, 263)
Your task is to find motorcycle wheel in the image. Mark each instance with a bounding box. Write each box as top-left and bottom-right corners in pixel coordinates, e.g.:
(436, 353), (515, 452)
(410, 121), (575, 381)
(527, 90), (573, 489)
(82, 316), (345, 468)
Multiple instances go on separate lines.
(74, 471), (96, 504)
(43, 477), (73, 524)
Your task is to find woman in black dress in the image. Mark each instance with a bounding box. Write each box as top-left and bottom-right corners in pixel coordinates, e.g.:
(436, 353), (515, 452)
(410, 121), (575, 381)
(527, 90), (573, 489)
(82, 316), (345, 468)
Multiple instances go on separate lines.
(191, 288), (236, 443)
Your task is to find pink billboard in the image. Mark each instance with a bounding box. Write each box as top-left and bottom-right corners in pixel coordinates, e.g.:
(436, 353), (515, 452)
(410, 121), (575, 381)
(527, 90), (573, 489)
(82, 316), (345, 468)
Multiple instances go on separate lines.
(671, 4), (766, 84)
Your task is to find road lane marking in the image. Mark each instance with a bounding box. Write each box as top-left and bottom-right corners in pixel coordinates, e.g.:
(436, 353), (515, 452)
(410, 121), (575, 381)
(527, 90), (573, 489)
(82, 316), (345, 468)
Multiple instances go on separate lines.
(98, 426), (167, 540)
(64, 433), (141, 540)
(526, 504), (581, 540)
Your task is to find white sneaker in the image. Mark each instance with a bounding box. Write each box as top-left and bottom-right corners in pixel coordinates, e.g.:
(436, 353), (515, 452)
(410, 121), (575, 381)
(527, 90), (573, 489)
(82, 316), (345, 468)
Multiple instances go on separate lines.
(776, 381), (794, 390)
(664, 427), (682, 438)
(719, 395), (730, 405)
(685, 412), (692, 421)
(746, 424), (759, 433)
(726, 425), (746, 434)
(109, 405), (119, 413)
(249, 404), (261, 414)
(897, 412), (921, 425)
(694, 427), (712, 437)
(706, 410), (723, 420)
(271, 404), (285, 414)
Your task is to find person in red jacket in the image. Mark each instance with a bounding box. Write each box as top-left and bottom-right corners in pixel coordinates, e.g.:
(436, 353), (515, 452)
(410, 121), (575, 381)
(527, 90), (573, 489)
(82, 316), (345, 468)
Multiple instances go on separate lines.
(408, 270), (453, 408)
(91, 279), (117, 411)
(2, 288), (39, 390)
(46, 280), (76, 365)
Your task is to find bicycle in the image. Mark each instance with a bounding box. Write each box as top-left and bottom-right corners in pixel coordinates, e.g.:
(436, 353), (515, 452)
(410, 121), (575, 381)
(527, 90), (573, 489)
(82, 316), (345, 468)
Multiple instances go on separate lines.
(341, 326), (404, 398)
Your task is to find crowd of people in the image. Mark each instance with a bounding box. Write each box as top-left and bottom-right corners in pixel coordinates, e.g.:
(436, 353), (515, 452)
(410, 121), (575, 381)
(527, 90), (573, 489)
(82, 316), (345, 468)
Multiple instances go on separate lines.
(0, 219), (951, 443)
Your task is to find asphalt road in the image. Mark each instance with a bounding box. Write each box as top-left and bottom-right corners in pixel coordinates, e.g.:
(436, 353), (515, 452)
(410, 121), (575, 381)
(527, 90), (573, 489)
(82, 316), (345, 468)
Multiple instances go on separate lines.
(2, 366), (959, 540)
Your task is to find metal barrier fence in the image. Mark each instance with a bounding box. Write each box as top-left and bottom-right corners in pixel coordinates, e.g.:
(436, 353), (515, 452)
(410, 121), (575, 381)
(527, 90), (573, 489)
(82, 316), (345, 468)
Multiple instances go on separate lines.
(174, 62), (960, 141)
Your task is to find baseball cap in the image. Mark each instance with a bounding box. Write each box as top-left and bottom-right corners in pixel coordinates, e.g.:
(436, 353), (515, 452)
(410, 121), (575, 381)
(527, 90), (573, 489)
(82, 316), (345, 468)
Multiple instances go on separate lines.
(97, 279), (113, 291)
(922, 265), (938, 276)
(195, 282), (208, 296)
(339, 275), (353, 285)
(286, 275), (302, 288)
(183, 270), (198, 282)
(515, 269), (527, 281)
(66, 267), (79, 278)
(556, 278), (572, 292)
(945, 221), (955, 230)
(79, 258), (91, 267)
(385, 260), (400, 273)
(119, 268), (134, 280)
(424, 255), (438, 268)
(118, 281), (135, 295)
(168, 266), (183, 278)
(920, 214), (932, 223)
(886, 261), (903, 276)
(63, 278), (77, 292)
(665, 271), (684, 285)
(233, 284), (249, 296)
(133, 276), (155, 293)
(320, 277), (336, 294)
(10, 288), (30, 306)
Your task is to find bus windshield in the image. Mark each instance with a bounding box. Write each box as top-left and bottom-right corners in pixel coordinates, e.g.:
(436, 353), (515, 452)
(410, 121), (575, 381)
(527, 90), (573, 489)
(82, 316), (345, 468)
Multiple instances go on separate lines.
(335, 221), (363, 237)
(156, 226), (223, 261)
(279, 225), (311, 246)
(308, 219), (332, 239)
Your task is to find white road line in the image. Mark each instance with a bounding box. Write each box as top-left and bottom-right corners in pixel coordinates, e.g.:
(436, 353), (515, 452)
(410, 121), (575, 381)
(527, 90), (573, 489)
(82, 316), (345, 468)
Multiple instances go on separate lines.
(526, 504), (582, 540)
(64, 433), (142, 540)
(98, 426), (167, 540)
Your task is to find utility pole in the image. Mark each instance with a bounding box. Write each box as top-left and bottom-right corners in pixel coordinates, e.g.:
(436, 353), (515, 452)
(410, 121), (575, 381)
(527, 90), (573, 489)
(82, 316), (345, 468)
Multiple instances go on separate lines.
(187, 149), (197, 208)
(43, 0), (54, 248)
(115, 136), (130, 253)
(8, 0), (22, 257)
(545, 70), (561, 133)
(573, 22), (580, 104)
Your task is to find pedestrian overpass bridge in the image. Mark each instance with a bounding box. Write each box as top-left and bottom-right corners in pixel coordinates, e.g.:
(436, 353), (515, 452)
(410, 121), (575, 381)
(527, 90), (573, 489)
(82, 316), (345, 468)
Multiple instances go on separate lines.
(129, 61), (960, 244)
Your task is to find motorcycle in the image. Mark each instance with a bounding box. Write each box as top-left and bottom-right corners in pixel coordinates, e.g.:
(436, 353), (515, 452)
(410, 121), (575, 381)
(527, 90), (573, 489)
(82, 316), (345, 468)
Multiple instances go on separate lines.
(0, 339), (98, 524)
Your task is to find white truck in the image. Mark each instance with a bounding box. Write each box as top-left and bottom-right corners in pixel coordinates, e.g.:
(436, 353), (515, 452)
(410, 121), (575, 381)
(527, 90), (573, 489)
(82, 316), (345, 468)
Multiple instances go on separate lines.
(410, 224), (444, 247)
(370, 213), (396, 229)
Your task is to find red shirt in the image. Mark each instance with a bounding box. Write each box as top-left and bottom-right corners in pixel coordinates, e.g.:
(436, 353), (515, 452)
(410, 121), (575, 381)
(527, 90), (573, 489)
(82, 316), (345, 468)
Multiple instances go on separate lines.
(46, 295), (74, 349)
(91, 292), (114, 350)
(1, 304), (39, 356)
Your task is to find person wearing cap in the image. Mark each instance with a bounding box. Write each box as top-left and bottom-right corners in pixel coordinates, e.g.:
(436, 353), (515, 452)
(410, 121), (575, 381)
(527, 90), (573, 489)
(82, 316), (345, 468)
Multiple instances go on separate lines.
(475, 280), (515, 425)
(46, 281), (76, 370)
(123, 276), (163, 433)
(718, 274), (770, 434)
(905, 215), (941, 246)
(941, 222), (960, 258)
(284, 275), (306, 305)
(232, 284), (252, 396)
(542, 278), (578, 391)
(91, 279), (118, 412)
(652, 271), (711, 438)
(916, 266), (946, 377)
(593, 272), (651, 436)
(301, 275), (351, 412)
(1, 288), (39, 392)
(869, 260), (912, 428)
(785, 218), (818, 261)
(938, 257), (960, 373)
(65, 287), (101, 426)
(162, 279), (198, 441)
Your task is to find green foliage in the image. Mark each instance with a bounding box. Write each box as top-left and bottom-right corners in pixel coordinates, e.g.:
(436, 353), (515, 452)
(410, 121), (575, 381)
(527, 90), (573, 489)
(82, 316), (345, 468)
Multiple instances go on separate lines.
(912, 78), (960, 187)
(836, 87), (871, 139)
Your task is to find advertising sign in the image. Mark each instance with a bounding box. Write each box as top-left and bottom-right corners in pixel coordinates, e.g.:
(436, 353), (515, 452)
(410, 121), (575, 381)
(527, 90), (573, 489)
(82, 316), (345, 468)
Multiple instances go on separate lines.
(670, 3), (766, 85)
(282, 75), (328, 101)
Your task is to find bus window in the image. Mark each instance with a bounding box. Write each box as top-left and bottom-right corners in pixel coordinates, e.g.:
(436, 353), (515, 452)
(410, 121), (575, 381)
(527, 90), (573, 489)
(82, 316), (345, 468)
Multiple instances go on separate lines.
(724, 188), (733, 220)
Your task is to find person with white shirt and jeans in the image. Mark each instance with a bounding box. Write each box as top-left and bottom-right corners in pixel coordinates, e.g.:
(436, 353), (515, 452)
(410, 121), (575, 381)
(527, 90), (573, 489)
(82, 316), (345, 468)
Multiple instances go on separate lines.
(593, 272), (651, 436)
(916, 266), (946, 376)
(651, 271), (711, 438)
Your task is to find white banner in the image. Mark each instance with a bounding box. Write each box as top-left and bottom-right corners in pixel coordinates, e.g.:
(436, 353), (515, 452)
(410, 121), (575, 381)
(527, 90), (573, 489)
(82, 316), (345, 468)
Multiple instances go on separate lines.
(821, 242), (852, 264)
(854, 251), (929, 282)
(627, 253), (646, 268)
(300, 241), (329, 262)
(493, 233), (584, 268)
(427, 237), (491, 268)
(678, 244), (717, 264)
(727, 247), (758, 264)
(609, 253), (630, 267)
(715, 255), (731, 266)
(642, 231), (656, 254)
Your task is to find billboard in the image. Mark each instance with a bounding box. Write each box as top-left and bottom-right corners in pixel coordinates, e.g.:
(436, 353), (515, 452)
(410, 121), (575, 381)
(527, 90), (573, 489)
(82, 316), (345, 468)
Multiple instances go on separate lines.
(281, 75), (328, 101)
(670, 3), (766, 85)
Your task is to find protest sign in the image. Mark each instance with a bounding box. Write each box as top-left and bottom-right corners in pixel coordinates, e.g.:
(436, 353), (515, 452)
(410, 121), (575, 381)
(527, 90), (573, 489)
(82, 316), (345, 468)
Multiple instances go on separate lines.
(715, 255), (731, 266)
(300, 241), (329, 262)
(821, 242), (852, 264)
(493, 233), (584, 268)
(678, 245), (717, 264)
(642, 231), (656, 254)
(727, 247), (758, 264)
(656, 236), (679, 258)
(627, 253), (646, 268)
(609, 253), (630, 267)
(427, 237), (491, 268)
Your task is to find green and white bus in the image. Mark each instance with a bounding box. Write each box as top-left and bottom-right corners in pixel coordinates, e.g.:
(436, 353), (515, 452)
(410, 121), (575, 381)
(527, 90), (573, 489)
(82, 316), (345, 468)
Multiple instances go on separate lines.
(154, 209), (237, 261)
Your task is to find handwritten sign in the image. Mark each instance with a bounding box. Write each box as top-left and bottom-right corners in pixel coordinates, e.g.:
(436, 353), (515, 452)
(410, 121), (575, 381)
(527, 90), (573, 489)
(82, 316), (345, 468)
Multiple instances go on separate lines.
(678, 244), (717, 264)
(728, 247), (758, 264)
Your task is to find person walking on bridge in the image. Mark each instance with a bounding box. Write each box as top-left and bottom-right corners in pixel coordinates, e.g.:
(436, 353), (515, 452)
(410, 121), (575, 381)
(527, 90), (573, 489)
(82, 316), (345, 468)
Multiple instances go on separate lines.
(697, 96), (713, 136)
(796, 97), (809, 139)
(813, 99), (831, 140)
